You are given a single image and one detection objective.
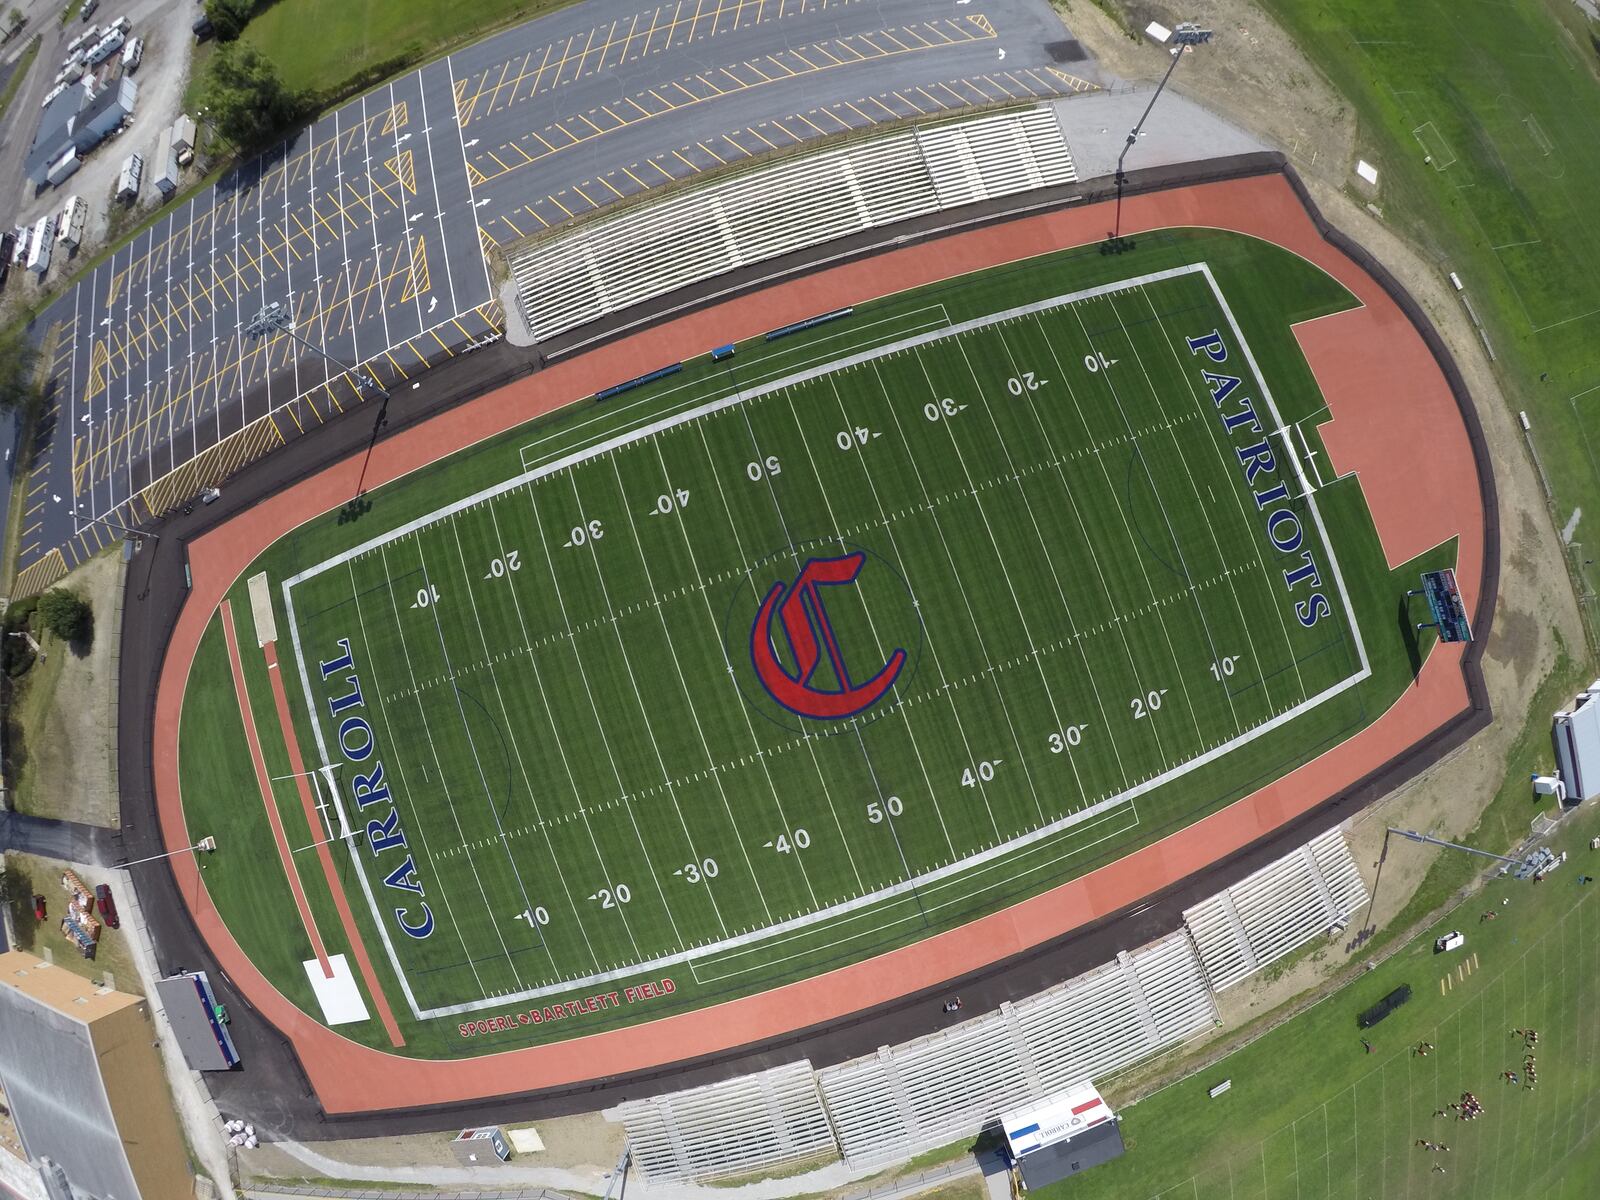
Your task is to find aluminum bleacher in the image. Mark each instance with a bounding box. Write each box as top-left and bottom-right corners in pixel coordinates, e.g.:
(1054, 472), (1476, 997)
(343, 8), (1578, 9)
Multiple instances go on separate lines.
(603, 1060), (835, 1182)
(603, 829), (1366, 1181)
(509, 106), (1076, 343)
(813, 931), (1215, 1168)
(1182, 828), (1369, 992)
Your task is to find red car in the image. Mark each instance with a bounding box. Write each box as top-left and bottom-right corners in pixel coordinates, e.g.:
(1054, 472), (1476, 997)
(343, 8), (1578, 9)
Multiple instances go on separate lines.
(94, 883), (119, 929)
(32, 895), (46, 921)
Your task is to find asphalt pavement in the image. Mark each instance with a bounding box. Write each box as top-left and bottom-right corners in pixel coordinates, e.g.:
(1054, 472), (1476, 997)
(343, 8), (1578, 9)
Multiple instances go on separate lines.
(0, 808), (116, 865)
(10, 0), (1093, 597)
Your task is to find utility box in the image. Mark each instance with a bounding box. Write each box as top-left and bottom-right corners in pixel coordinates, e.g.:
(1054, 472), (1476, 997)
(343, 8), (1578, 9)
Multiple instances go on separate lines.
(116, 151), (142, 201)
(450, 1126), (511, 1165)
(171, 113), (196, 155)
(56, 195), (88, 249)
(152, 129), (178, 197)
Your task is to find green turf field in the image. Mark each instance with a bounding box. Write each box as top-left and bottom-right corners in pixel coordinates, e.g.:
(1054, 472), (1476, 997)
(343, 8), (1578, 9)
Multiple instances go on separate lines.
(178, 229), (1457, 1054)
(1259, 0), (1600, 633)
(1033, 803), (1600, 1200)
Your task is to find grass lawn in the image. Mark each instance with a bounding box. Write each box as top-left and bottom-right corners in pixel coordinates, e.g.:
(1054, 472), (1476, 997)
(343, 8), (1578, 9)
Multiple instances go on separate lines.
(4, 630), (66, 818)
(1259, 0), (1600, 635)
(239, 0), (573, 99)
(2, 851), (142, 995)
(0, 34), (40, 126)
(1035, 801), (1600, 1200)
(176, 231), (1460, 1056)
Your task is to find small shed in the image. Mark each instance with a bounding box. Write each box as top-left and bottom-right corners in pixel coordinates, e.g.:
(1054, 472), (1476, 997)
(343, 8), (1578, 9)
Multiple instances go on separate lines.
(1000, 1083), (1125, 1190)
(451, 1126), (512, 1165)
(1553, 682), (1600, 803)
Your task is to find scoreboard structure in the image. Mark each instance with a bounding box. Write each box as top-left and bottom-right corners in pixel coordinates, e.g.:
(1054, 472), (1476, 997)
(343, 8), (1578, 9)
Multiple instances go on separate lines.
(1411, 568), (1473, 644)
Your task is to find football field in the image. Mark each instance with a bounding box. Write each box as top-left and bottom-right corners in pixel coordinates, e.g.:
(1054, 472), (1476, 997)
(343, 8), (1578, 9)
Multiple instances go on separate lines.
(177, 229), (1452, 1053)
(278, 263), (1363, 1019)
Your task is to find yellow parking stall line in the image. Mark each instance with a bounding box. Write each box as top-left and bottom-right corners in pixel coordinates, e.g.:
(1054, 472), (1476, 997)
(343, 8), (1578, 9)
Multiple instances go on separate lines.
(620, 162), (651, 189)
(742, 124), (776, 149)
(717, 65), (747, 89)
(792, 110), (829, 136)
(622, 95), (653, 120)
(819, 107), (851, 130)
(866, 94), (899, 119)
(697, 140), (726, 164)
(695, 72), (725, 96)
(981, 73), (1020, 98)
(895, 25), (932, 49)
(842, 100), (877, 125)
(913, 85), (942, 108)
(670, 148), (698, 172)
(452, 317), (475, 342)
(486, 150), (516, 175)
(500, 212), (527, 239)
(27, 477), (47, 498)
(571, 181), (600, 208)
(383, 350), (410, 380)
(547, 192), (576, 217)
(600, 104), (626, 126)
(720, 131), (749, 156)
(428, 328), (455, 356)
(576, 111), (607, 136)
(518, 204), (550, 228)
(875, 30), (911, 52)
(647, 157), (675, 180)
(788, 47), (821, 70)
(646, 87), (676, 111)
(894, 90), (927, 114)
(594, 174), (625, 198)
(743, 58), (772, 82)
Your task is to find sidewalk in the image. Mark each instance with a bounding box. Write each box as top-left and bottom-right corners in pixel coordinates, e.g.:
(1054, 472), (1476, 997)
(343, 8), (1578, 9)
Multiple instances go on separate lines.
(253, 1141), (983, 1200)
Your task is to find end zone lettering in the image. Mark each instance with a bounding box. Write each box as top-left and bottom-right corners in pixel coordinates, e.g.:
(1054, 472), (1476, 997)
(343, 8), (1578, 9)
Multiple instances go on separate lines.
(458, 978), (677, 1038)
(319, 638), (434, 940)
(1185, 329), (1332, 628)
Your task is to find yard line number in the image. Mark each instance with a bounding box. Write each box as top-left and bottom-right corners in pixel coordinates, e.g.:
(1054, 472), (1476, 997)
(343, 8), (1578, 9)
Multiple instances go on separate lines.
(1006, 371), (1048, 394)
(866, 796), (904, 823)
(564, 519), (605, 548)
(746, 455), (782, 481)
(514, 906), (550, 927)
(1048, 725), (1088, 753)
(675, 858), (719, 883)
(961, 759), (1002, 787)
(484, 550), (521, 578)
(835, 426), (880, 450)
(411, 583), (442, 609)
(1210, 656), (1240, 681)
(649, 489), (691, 516)
(1130, 689), (1169, 720)
(590, 885), (632, 908)
(766, 828), (810, 854)
(924, 396), (966, 422)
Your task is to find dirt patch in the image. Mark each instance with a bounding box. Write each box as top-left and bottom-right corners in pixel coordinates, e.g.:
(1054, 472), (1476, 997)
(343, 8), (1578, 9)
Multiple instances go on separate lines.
(1057, 0), (1357, 178)
(6, 548), (123, 826)
(244, 1109), (627, 1181)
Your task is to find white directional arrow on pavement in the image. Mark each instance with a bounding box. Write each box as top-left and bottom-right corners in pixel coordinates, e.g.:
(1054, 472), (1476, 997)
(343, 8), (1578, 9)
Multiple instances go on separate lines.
(427, 297), (438, 314)
(476, 197), (491, 208)
(464, 138), (479, 148)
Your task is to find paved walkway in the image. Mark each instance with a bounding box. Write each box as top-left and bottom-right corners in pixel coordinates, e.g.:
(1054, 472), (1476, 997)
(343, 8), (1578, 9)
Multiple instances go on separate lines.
(0, 811), (116, 866)
(255, 1142), (983, 1200)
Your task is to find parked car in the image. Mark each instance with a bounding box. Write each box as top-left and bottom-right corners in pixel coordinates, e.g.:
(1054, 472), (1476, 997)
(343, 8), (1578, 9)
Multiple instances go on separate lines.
(192, 14), (212, 41)
(31, 895), (46, 921)
(94, 883), (119, 929)
(80, 0), (99, 19)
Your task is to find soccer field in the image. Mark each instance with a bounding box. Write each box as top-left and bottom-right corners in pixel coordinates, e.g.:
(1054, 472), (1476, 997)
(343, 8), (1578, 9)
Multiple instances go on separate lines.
(179, 229), (1453, 1052)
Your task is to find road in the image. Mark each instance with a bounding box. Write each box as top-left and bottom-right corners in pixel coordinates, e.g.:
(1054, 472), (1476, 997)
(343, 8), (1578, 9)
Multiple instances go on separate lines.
(10, 0), (1093, 596)
(0, 808), (114, 865)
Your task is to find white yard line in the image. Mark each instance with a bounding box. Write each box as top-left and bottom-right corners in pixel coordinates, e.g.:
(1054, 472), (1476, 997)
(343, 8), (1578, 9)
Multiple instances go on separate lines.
(564, 466), (734, 940)
(344, 557), (490, 1005)
(481, 497), (637, 969)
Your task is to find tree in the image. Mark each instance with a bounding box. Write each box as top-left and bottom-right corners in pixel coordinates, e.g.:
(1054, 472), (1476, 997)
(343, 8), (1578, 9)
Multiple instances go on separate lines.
(0, 321), (39, 416)
(203, 0), (261, 41)
(37, 588), (91, 645)
(197, 44), (299, 151)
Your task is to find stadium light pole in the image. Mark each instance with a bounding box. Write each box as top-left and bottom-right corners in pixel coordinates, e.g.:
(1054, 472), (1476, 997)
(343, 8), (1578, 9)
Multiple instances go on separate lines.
(246, 300), (394, 505)
(1109, 22), (1214, 250)
(71, 503), (158, 542)
(116, 836), (218, 870)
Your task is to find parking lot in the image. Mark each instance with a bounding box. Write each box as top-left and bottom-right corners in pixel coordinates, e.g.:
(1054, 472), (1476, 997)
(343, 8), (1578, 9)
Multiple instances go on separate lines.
(13, 0), (1094, 593)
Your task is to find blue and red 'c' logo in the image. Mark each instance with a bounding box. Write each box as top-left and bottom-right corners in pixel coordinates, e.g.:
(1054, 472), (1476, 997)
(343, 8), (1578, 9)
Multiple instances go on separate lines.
(749, 552), (907, 721)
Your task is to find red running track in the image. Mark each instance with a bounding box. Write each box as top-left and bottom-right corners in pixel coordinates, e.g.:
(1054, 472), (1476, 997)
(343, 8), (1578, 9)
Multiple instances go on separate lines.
(151, 173), (1485, 1113)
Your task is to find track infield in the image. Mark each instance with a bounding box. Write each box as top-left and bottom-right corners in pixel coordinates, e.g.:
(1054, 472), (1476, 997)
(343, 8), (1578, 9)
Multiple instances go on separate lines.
(155, 172), (1490, 1110)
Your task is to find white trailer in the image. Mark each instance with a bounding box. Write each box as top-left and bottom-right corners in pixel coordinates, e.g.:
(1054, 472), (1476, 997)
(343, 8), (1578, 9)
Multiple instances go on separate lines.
(56, 195), (88, 249)
(152, 128), (178, 196)
(27, 215), (55, 275)
(171, 114), (196, 155)
(116, 151), (142, 202)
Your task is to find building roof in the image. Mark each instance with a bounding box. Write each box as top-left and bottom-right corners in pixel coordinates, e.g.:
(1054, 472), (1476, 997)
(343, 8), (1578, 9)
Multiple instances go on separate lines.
(1014, 1120), (1125, 1189)
(0, 949), (141, 1024)
(25, 85), (84, 183)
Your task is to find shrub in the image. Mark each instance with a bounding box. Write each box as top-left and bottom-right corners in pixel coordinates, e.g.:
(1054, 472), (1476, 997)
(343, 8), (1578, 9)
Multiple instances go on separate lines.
(36, 588), (91, 645)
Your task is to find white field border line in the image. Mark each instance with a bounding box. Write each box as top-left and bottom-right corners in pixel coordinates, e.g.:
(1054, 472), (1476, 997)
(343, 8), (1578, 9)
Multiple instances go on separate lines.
(513, 305), (953, 474)
(283, 263), (1370, 1018)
